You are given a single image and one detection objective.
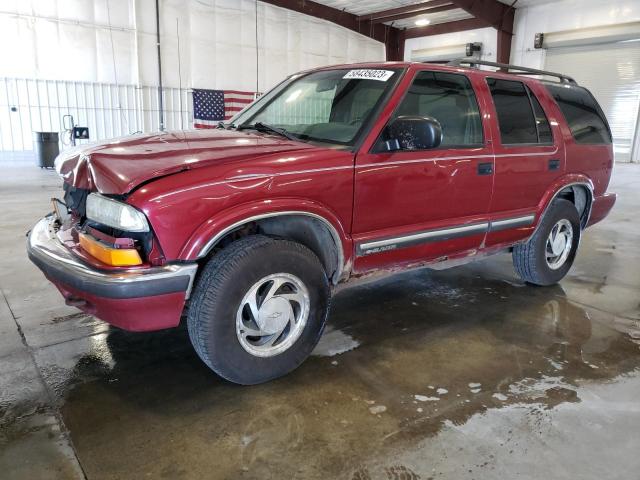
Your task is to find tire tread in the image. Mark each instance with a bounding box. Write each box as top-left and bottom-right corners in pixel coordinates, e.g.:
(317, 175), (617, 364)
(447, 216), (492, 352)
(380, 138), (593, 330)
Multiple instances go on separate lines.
(512, 199), (580, 286)
(186, 234), (330, 383)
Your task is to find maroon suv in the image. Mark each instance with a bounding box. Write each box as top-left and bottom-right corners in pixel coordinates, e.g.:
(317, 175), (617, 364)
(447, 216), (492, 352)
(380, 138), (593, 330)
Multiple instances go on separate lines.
(28, 60), (616, 384)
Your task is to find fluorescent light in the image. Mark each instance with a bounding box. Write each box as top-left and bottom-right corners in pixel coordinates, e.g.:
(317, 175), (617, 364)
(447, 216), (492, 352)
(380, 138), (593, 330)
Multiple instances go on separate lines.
(415, 18), (430, 26)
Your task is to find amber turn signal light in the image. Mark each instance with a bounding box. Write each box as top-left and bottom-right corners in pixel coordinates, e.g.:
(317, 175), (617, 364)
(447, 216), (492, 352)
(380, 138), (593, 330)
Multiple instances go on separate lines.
(79, 233), (142, 266)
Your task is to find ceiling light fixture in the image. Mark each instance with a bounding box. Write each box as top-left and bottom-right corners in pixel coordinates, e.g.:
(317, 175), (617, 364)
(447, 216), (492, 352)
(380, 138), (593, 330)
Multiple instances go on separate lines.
(415, 18), (430, 26)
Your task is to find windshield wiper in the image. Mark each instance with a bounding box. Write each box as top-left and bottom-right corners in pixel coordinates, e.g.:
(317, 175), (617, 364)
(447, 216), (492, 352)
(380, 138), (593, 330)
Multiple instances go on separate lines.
(216, 121), (236, 130)
(237, 122), (299, 141)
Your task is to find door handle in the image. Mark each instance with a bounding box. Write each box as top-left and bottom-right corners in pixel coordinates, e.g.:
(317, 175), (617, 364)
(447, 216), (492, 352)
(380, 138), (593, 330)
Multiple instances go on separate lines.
(549, 159), (560, 171)
(477, 162), (493, 175)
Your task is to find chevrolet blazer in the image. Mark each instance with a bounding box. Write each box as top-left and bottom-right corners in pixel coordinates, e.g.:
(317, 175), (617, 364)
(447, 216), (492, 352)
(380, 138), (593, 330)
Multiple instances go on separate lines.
(28, 60), (616, 384)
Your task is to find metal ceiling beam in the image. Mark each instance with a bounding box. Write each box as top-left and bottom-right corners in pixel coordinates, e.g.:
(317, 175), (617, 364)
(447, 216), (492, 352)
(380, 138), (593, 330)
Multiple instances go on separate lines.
(259, 0), (404, 60)
(259, 0), (515, 63)
(366, 4), (458, 24)
(356, 1), (454, 23)
(402, 0), (515, 63)
(496, 28), (513, 65)
(449, 0), (516, 63)
(450, 0), (514, 33)
(260, 0), (358, 32)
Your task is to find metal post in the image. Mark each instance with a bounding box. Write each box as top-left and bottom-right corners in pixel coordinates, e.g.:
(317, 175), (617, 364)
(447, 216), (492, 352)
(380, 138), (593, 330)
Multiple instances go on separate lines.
(4, 80), (14, 151)
(14, 78), (25, 150)
(156, 0), (164, 131)
(176, 18), (183, 130)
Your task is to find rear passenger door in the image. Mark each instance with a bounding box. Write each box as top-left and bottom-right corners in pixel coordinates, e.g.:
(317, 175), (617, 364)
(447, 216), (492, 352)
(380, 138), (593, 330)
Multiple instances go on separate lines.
(484, 78), (565, 247)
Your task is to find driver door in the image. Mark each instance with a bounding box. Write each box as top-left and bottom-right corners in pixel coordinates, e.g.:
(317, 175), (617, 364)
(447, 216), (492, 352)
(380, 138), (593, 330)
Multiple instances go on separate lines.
(352, 69), (495, 272)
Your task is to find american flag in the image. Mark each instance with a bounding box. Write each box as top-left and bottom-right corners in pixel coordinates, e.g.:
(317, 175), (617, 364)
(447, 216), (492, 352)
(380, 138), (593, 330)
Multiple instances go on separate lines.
(193, 89), (258, 128)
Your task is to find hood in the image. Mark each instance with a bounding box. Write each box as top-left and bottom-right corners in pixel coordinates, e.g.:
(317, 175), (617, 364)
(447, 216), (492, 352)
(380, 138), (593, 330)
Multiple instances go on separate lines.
(55, 129), (316, 194)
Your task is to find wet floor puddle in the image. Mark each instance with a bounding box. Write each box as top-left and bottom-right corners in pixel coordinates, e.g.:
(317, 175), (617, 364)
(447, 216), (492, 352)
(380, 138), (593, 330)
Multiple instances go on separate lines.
(5, 266), (640, 479)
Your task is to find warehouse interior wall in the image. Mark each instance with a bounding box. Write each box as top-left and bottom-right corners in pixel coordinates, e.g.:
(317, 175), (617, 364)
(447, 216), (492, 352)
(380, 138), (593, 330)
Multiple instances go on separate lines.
(403, 27), (497, 64)
(0, 0), (384, 90)
(510, 0), (640, 69)
(511, 0), (640, 163)
(0, 0), (385, 153)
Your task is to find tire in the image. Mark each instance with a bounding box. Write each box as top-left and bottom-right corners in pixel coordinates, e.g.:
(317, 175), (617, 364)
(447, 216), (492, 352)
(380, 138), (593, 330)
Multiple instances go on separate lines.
(187, 235), (330, 385)
(512, 199), (581, 286)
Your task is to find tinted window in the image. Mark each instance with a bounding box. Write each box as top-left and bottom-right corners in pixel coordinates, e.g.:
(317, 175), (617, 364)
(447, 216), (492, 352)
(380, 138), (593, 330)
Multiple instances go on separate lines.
(527, 86), (553, 143)
(545, 84), (612, 144)
(391, 71), (483, 147)
(487, 78), (538, 144)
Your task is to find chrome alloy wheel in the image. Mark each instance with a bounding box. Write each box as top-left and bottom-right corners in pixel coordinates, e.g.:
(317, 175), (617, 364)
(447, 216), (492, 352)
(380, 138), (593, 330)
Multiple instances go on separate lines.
(236, 273), (310, 357)
(545, 219), (574, 270)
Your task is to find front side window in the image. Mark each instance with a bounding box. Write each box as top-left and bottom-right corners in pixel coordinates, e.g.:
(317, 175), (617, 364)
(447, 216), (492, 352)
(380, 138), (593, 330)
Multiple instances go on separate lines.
(385, 71), (483, 148)
(545, 84), (612, 144)
(233, 68), (400, 146)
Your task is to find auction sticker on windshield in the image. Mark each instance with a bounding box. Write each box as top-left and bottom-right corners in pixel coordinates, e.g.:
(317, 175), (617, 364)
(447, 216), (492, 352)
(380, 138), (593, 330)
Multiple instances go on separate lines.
(343, 69), (394, 82)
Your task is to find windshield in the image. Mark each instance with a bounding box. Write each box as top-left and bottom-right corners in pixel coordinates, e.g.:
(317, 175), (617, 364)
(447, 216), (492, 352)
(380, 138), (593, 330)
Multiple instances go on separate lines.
(233, 68), (401, 146)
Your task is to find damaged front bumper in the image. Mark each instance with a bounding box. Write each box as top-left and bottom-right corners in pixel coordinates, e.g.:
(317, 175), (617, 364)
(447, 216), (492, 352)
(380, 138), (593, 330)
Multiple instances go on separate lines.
(27, 215), (198, 331)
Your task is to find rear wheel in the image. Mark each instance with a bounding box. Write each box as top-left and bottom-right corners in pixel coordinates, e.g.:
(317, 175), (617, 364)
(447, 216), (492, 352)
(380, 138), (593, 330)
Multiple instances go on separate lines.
(187, 235), (330, 385)
(512, 199), (581, 286)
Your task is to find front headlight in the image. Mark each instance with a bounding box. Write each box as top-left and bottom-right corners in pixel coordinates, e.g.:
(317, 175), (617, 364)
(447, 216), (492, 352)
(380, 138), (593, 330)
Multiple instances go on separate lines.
(86, 193), (149, 232)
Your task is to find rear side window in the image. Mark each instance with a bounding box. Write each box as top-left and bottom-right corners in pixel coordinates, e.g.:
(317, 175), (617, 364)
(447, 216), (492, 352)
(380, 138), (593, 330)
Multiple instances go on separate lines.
(392, 71), (483, 147)
(488, 78), (547, 145)
(528, 87), (553, 144)
(545, 84), (612, 144)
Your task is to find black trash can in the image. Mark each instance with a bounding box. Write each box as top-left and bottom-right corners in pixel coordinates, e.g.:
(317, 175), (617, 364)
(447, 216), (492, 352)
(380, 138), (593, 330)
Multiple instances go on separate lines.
(33, 131), (60, 168)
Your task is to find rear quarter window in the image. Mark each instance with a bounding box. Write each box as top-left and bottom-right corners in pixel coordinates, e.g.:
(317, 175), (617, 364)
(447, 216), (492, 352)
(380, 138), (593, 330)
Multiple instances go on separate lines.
(545, 84), (612, 144)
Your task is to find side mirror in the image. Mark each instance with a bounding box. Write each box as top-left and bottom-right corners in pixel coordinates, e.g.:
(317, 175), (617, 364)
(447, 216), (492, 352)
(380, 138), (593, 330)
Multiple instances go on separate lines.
(383, 115), (443, 151)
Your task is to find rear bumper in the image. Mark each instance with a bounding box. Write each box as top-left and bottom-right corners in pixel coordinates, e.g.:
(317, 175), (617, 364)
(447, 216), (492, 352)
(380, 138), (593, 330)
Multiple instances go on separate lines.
(587, 192), (617, 227)
(27, 215), (198, 331)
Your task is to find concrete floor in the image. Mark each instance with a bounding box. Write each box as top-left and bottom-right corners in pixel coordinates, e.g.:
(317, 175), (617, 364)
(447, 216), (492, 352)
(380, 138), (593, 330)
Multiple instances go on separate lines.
(1, 161), (639, 480)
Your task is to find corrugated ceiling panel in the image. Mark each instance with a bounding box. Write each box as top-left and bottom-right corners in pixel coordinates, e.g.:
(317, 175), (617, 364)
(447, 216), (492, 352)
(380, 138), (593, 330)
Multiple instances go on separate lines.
(312, 0), (436, 17)
(311, 0), (558, 17)
(497, 0), (557, 6)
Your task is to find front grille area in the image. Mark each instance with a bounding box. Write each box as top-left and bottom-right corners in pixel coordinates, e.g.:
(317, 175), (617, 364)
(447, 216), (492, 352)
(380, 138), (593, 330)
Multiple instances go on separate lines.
(63, 182), (89, 218)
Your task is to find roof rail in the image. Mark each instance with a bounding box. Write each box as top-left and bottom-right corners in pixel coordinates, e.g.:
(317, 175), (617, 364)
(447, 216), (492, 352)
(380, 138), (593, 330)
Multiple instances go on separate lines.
(447, 58), (578, 85)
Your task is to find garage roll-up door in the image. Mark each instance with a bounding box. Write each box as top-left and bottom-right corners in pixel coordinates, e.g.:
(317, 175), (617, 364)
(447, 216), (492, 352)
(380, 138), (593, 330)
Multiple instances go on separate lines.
(545, 41), (640, 163)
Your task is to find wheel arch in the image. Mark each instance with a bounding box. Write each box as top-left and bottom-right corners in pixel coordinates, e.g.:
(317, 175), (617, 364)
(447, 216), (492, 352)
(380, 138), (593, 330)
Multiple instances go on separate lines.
(181, 202), (351, 284)
(536, 178), (594, 232)
(555, 184), (593, 228)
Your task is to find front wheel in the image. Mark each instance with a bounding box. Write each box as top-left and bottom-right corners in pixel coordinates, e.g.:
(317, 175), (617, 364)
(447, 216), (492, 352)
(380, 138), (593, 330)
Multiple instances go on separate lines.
(512, 199), (581, 286)
(187, 235), (330, 385)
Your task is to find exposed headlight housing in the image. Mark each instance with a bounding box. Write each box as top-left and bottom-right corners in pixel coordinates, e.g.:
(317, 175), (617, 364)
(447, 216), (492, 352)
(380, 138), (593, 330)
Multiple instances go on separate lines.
(86, 193), (149, 232)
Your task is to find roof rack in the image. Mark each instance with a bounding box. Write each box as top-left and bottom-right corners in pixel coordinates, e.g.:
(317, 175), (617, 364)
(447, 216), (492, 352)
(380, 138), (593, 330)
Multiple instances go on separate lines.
(447, 58), (578, 85)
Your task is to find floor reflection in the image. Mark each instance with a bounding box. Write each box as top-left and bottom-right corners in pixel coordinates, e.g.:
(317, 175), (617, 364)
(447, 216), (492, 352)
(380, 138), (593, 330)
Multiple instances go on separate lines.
(32, 264), (640, 479)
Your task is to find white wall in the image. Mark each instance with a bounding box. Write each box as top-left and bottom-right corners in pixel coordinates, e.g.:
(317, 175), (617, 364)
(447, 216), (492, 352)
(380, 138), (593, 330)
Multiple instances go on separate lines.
(403, 27), (497, 63)
(511, 0), (640, 68)
(0, 0), (384, 152)
(0, 0), (385, 92)
(0, 0), (138, 84)
(148, 0), (385, 92)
